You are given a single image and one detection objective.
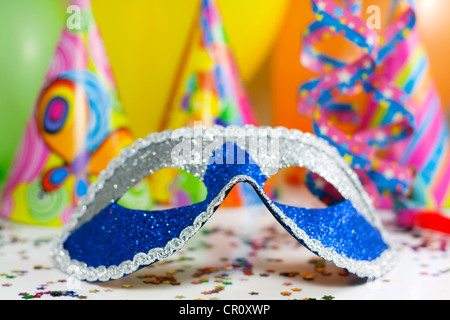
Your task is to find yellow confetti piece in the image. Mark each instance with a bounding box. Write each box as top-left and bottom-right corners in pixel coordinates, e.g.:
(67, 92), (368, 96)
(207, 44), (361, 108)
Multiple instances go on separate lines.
(344, 154), (354, 163)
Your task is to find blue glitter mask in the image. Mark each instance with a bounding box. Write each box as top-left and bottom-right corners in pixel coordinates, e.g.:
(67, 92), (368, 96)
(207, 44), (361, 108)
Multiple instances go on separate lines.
(51, 125), (395, 282)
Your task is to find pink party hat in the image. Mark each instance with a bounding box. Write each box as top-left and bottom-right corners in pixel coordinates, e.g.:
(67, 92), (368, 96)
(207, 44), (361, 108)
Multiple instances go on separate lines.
(0, 0), (151, 226)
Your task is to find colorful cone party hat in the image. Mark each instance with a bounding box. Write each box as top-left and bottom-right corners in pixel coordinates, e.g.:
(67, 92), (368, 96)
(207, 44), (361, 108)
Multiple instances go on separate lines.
(153, 0), (259, 207)
(0, 0), (152, 226)
(297, 0), (450, 217)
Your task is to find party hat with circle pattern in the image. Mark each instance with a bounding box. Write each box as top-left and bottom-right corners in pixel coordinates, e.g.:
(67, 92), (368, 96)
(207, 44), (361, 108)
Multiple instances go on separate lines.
(0, 0), (152, 226)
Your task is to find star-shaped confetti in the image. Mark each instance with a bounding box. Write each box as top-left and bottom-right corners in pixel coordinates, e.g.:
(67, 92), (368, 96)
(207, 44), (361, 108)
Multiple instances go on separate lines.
(337, 70), (352, 84)
(338, 270), (349, 276)
(302, 273), (315, 281)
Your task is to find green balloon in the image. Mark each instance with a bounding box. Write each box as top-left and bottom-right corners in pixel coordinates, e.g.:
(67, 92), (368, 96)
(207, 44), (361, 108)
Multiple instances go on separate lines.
(0, 0), (66, 192)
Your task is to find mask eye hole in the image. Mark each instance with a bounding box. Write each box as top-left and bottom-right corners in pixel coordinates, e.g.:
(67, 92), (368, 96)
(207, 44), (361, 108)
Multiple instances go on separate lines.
(116, 168), (207, 210)
(264, 166), (344, 208)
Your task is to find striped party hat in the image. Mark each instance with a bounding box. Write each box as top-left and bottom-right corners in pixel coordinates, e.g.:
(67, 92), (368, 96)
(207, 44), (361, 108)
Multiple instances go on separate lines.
(153, 0), (259, 208)
(297, 0), (450, 222)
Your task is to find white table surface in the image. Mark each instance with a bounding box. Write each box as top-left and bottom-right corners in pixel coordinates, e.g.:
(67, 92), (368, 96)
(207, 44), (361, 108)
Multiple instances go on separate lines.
(1, 203), (449, 301)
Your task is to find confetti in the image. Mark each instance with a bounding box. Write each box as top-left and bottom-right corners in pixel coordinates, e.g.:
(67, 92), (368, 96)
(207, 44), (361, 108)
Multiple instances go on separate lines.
(231, 258), (254, 276)
(201, 285), (225, 295)
(280, 272), (298, 278)
(19, 290), (85, 299)
(2, 191), (449, 301)
(338, 270), (349, 277)
(142, 274), (180, 285)
(193, 267), (218, 277)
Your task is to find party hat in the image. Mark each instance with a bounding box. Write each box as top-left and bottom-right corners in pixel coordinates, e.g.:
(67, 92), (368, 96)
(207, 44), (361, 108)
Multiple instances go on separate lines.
(153, 0), (259, 207)
(378, 1), (450, 211)
(297, 0), (450, 215)
(0, 0), (152, 226)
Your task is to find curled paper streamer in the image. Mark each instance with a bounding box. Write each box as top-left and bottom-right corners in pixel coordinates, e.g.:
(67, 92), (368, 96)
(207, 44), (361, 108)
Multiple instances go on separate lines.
(0, 0), (151, 226)
(298, 0), (450, 213)
(154, 0), (259, 207)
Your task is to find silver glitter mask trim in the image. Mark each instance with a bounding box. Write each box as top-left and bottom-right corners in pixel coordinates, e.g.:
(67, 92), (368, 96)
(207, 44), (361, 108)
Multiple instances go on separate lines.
(50, 125), (396, 282)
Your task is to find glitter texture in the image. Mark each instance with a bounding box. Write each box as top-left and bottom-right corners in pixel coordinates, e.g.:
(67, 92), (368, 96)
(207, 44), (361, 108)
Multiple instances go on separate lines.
(51, 125), (396, 282)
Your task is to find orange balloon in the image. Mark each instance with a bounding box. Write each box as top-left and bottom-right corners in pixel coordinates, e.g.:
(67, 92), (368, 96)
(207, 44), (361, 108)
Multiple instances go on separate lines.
(415, 0), (450, 109)
(270, 0), (315, 132)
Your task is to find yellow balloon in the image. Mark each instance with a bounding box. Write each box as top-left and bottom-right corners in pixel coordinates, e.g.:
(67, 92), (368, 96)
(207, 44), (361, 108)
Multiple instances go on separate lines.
(91, 0), (289, 138)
